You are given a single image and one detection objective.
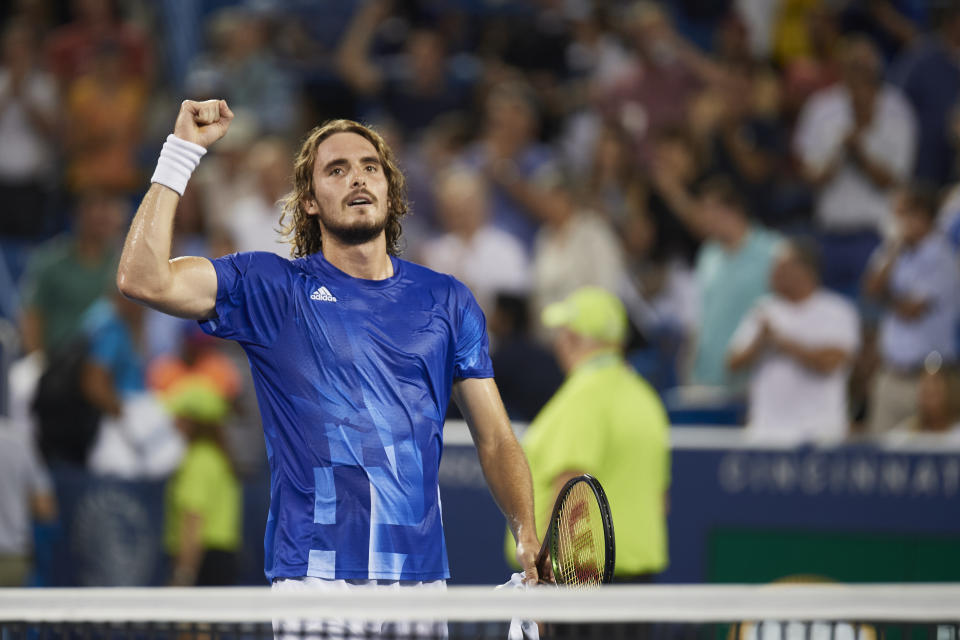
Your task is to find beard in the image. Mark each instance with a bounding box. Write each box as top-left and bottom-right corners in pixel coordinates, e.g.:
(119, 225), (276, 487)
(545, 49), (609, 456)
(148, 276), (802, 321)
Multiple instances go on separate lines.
(318, 207), (389, 247)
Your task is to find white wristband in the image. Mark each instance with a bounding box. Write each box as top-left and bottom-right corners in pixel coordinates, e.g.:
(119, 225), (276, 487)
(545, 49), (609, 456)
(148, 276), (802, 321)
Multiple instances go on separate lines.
(150, 134), (207, 196)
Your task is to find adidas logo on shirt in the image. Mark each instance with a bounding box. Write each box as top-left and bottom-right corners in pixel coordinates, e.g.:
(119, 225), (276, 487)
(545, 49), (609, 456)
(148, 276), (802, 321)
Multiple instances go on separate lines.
(310, 286), (337, 302)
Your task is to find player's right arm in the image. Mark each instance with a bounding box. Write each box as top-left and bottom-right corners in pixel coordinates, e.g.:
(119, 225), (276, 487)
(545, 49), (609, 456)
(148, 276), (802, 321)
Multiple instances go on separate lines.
(116, 100), (233, 320)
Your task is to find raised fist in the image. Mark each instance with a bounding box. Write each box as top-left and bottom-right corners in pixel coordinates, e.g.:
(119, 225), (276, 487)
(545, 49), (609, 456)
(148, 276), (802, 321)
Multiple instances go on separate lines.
(174, 99), (234, 149)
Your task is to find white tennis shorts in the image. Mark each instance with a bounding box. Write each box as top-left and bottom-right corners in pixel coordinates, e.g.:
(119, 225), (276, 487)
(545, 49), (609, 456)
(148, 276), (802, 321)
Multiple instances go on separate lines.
(272, 576), (448, 640)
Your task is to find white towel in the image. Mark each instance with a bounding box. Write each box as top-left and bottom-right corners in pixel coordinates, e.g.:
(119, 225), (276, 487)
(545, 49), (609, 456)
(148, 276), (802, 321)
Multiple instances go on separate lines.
(496, 572), (540, 640)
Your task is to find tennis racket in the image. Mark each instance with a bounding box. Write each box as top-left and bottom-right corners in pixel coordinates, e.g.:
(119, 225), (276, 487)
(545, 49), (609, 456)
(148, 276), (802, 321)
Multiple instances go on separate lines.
(536, 474), (615, 586)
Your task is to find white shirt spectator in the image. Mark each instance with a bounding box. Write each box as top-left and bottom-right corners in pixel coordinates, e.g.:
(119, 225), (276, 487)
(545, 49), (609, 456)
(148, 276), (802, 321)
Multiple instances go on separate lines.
(874, 233), (960, 369)
(420, 225), (530, 315)
(0, 69), (57, 181)
(532, 212), (625, 325)
(730, 291), (861, 443)
(794, 84), (917, 232)
(226, 195), (288, 257)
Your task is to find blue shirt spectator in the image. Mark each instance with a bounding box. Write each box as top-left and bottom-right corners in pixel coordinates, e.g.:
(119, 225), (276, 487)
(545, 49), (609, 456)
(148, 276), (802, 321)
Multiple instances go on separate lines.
(865, 184), (960, 433)
(891, 11), (960, 186)
(876, 233), (959, 370)
(81, 297), (145, 397)
(459, 81), (555, 250)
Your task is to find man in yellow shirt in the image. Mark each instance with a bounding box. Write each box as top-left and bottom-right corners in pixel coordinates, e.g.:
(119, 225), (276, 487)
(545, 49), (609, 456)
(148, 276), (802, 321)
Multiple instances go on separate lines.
(508, 287), (670, 581)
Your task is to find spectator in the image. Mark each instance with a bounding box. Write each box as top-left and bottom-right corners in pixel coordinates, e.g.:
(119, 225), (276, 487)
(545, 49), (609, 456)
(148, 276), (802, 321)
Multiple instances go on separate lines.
(335, 1), (471, 139)
(146, 325), (265, 479)
(225, 137), (292, 257)
(596, 1), (715, 169)
(619, 208), (698, 391)
(646, 126), (705, 266)
(79, 289), (143, 429)
(185, 8), (296, 136)
(702, 64), (786, 227)
(893, 363), (960, 437)
(728, 240), (861, 443)
(529, 165), (625, 330)
(771, 0), (834, 66)
(794, 35), (916, 296)
(163, 378), (241, 586)
(683, 175), (782, 390)
(563, 5), (632, 90)
(780, 7), (843, 123)
(461, 80), (555, 250)
(0, 19), (57, 237)
(893, 6), (960, 186)
(45, 0), (151, 90)
(508, 287), (670, 581)
(0, 419), (56, 587)
(863, 183), (960, 434)
(19, 190), (125, 356)
(147, 327), (241, 403)
(397, 113), (473, 250)
(192, 108), (259, 230)
(579, 122), (641, 229)
(488, 293), (563, 423)
(419, 167), (529, 316)
(64, 38), (146, 194)
(937, 167), (960, 254)
(736, 0), (780, 60)
(81, 289), (183, 479)
(690, 176), (782, 388)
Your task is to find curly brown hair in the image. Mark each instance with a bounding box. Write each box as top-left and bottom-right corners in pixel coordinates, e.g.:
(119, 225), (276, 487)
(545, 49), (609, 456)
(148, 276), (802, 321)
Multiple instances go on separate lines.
(279, 120), (409, 257)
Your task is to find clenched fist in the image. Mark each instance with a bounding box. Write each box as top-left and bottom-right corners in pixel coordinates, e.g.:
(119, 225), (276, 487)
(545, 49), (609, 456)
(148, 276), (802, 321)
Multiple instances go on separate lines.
(174, 99), (234, 149)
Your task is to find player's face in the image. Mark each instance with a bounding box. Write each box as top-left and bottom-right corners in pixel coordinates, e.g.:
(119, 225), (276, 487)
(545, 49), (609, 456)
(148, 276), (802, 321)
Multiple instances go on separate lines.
(306, 132), (390, 246)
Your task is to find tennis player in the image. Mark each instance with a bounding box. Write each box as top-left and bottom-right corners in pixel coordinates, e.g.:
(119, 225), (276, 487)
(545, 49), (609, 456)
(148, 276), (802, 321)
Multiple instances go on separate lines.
(117, 100), (540, 634)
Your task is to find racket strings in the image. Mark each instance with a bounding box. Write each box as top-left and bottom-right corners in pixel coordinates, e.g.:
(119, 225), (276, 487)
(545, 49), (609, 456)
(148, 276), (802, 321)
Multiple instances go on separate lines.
(553, 482), (606, 587)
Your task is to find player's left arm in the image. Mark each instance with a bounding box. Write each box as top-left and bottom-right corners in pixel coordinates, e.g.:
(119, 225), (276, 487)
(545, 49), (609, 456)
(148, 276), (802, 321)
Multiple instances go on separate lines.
(452, 377), (540, 583)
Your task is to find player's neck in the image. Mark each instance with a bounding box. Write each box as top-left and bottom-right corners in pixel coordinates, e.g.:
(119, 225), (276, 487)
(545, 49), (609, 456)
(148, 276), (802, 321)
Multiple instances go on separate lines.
(322, 236), (394, 281)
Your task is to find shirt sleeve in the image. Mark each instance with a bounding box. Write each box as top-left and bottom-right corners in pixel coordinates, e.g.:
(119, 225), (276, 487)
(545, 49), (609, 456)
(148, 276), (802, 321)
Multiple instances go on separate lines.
(199, 252), (293, 347)
(451, 278), (494, 379)
(911, 248), (960, 308)
(728, 300), (764, 354)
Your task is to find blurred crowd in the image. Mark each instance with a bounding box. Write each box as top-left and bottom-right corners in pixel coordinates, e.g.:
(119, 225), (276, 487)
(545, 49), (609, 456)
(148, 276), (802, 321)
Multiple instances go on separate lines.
(2, 0), (960, 584)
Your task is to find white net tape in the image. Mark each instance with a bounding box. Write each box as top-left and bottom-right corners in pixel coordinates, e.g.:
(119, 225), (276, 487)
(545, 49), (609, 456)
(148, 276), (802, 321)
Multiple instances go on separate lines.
(1, 584), (959, 624)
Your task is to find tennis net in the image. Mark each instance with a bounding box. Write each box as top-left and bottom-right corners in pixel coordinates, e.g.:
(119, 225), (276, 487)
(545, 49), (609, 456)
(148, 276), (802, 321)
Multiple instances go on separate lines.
(1, 584), (958, 640)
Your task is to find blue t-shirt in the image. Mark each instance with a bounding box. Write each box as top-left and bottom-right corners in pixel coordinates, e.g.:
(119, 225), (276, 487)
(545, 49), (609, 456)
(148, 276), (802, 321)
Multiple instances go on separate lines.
(200, 251), (493, 582)
(82, 298), (145, 396)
